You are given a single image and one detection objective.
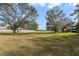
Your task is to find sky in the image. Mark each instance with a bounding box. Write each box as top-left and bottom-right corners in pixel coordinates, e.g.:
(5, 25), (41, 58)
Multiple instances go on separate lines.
(31, 3), (76, 30)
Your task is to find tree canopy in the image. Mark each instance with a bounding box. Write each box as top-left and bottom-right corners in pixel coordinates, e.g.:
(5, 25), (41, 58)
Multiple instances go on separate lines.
(0, 3), (38, 33)
(70, 4), (79, 32)
(46, 6), (74, 32)
(46, 6), (65, 32)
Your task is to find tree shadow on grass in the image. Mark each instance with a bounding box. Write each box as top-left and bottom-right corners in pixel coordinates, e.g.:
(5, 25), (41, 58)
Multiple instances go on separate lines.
(4, 33), (79, 56)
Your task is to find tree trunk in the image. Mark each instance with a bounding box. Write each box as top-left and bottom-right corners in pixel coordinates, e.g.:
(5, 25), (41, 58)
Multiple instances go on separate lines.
(13, 29), (16, 33)
(62, 28), (64, 32)
(62, 27), (65, 32)
(53, 29), (57, 33)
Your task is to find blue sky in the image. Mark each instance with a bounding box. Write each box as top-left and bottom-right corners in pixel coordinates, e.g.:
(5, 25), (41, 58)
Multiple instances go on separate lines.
(32, 3), (76, 30)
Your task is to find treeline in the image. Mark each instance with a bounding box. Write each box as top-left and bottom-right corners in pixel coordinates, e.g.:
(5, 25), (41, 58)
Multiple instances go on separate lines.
(0, 3), (79, 33)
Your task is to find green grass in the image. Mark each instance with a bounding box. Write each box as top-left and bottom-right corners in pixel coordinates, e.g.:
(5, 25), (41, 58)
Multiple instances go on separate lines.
(0, 32), (79, 56)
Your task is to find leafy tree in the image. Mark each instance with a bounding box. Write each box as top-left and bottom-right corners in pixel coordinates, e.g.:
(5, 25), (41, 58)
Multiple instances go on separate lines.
(75, 21), (79, 32)
(70, 4), (79, 32)
(61, 17), (74, 32)
(0, 3), (38, 33)
(46, 6), (65, 32)
(20, 20), (38, 30)
(27, 20), (38, 30)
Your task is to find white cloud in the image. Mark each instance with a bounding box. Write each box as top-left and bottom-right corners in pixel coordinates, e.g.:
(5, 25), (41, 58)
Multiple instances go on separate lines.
(31, 3), (61, 8)
(38, 3), (46, 7)
(30, 3), (46, 7)
(47, 3), (61, 9)
(33, 3), (62, 8)
(67, 3), (77, 6)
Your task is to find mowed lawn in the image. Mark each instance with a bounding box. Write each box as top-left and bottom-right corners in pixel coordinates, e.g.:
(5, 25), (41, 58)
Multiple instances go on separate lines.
(0, 32), (79, 56)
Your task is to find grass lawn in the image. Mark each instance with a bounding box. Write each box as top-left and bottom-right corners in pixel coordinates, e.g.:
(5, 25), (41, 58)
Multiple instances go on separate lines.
(0, 32), (79, 56)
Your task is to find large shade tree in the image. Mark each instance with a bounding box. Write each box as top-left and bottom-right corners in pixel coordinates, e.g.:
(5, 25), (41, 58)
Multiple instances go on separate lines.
(46, 6), (65, 32)
(0, 3), (38, 33)
(70, 4), (79, 32)
(46, 6), (74, 32)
